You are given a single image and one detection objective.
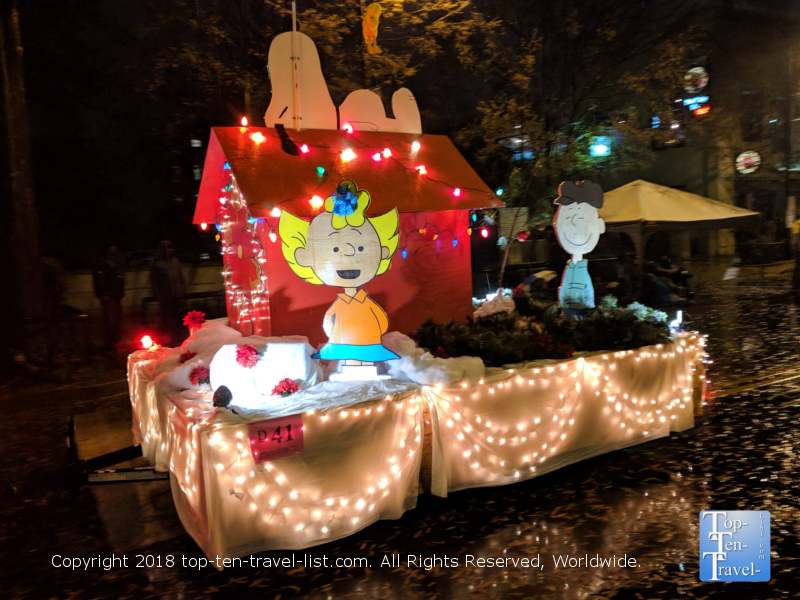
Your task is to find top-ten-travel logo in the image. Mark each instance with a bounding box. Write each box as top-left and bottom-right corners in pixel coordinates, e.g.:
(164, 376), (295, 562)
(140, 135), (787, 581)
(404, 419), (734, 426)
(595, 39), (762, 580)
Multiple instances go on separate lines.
(699, 511), (770, 582)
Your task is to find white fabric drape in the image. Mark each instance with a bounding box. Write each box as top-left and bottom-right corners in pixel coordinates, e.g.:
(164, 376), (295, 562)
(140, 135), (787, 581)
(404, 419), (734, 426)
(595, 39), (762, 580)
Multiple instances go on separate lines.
(127, 346), (171, 460)
(127, 333), (704, 558)
(166, 380), (424, 558)
(424, 335), (701, 495)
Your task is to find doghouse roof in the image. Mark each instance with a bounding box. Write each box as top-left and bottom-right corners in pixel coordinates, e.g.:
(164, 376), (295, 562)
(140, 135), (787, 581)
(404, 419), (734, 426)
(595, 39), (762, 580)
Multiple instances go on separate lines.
(193, 127), (501, 223)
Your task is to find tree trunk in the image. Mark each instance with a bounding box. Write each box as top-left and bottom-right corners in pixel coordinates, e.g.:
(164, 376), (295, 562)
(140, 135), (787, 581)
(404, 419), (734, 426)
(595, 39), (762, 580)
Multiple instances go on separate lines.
(1, 1), (45, 326)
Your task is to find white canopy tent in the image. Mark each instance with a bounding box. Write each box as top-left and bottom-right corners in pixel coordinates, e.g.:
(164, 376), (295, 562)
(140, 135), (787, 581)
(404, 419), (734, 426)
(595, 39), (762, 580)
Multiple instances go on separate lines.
(599, 180), (760, 276)
(601, 180), (759, 226)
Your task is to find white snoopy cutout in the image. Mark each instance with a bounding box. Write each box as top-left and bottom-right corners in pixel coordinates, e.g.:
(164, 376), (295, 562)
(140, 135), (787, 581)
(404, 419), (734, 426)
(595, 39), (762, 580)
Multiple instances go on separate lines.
(263, 31), (422, 135)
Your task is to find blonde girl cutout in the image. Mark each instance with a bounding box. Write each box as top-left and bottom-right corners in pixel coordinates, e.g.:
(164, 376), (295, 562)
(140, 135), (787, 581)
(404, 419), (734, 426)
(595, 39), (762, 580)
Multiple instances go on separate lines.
(279, 180), (399, 285)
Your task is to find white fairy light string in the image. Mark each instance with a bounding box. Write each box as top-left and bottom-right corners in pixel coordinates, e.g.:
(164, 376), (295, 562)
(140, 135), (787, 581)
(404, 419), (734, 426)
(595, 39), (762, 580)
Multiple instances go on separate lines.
(166, 389), (425, 553)
(217, 167), (271, 335)
(422, 334), (705, 493)
(129, 330), (706, 558)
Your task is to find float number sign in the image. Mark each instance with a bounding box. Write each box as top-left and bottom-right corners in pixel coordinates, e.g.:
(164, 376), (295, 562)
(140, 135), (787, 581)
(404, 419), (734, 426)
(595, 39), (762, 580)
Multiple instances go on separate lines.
(247, 414), (304, 464)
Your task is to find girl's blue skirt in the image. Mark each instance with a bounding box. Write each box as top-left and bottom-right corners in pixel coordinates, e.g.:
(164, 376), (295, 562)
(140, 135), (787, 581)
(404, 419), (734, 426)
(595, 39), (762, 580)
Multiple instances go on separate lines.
(312, 343), (400, 362)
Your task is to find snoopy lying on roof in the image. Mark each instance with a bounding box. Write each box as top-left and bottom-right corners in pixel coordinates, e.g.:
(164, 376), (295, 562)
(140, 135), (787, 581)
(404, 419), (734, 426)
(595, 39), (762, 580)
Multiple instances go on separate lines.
(263, 31), (421, 135)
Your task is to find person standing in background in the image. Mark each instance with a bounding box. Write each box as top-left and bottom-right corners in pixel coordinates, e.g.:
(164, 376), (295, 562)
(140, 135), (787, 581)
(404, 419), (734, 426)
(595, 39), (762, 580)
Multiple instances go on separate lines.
(93, 245), (126, 352)
(150, 240), (186, 344)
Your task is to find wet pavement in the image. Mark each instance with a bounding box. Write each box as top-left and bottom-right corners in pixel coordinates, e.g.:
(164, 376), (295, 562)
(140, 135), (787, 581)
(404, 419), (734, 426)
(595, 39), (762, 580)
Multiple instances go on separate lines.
(2, 260), (800, 599)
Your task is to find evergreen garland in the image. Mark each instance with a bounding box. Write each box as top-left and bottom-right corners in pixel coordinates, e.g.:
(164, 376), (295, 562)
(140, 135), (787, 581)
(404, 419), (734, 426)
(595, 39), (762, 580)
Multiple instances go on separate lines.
(410, 295), (670, 368)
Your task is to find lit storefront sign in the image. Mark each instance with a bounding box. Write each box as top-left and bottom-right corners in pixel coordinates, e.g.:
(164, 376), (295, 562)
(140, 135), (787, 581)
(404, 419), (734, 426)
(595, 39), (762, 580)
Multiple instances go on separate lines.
(735, 150), (761, 174)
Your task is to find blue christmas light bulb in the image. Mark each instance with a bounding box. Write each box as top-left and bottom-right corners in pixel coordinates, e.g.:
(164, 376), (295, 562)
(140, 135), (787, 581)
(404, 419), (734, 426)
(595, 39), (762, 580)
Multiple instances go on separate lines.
(401, 249), (407, 259)
(453, 239), (458, 247)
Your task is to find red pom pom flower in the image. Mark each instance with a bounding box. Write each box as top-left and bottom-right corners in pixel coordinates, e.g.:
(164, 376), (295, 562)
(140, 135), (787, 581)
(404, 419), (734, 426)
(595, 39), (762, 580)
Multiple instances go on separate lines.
(433, 346), (450, 359)
(189, 366), (210, 386)
(272, 378), (300, 397)
(183, 310), (206, 332)
(179, 350), (197, 364)
(236, 344), (260, 368)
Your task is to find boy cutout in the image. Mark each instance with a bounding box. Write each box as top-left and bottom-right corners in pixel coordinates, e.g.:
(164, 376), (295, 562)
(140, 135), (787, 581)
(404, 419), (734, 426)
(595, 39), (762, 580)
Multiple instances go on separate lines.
(553, 181), (605, 318)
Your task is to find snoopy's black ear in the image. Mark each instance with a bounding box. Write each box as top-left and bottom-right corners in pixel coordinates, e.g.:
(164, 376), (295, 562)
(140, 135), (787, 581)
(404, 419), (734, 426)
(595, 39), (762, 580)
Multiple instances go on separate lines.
(275, 124), (301, 156)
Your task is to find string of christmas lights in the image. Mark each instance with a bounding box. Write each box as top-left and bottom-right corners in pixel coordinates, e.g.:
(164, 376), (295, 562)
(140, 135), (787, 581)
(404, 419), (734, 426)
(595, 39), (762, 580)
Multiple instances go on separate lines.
(198, 129), (502, 297)
(200, 126), (498, 220)
(395, 212), (475, 258)
(216, 167), (270, 334)
(129, 329), (705, 549)
(202, 159), (493, 257)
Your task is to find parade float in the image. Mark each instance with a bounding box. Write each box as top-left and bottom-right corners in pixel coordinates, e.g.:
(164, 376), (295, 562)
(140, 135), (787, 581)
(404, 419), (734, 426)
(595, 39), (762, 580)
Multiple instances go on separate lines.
(127, 30), (707, 561)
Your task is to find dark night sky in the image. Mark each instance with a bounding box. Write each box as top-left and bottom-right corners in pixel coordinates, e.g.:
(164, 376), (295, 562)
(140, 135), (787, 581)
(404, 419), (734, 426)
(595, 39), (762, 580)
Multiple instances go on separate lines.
(8, 0), (800, 269)
(16, 1), (213, 268)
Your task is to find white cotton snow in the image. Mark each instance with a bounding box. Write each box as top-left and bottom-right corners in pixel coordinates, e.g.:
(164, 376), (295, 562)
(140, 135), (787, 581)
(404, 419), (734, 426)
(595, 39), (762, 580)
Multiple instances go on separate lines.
(139, 320), (484, 414)
(146, 320), (320, 405)
(209, 337), (320, 409)
(473, 290), (516, 319)
(156, 320), (244, 390)
(381, 332), (484, 387)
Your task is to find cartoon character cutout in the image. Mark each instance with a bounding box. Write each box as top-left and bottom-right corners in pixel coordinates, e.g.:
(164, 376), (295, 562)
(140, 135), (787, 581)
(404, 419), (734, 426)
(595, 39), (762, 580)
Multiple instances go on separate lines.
(362, 3), (383, 54)
(279, 180), (400, 379)
(553, 181), (605, 318)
